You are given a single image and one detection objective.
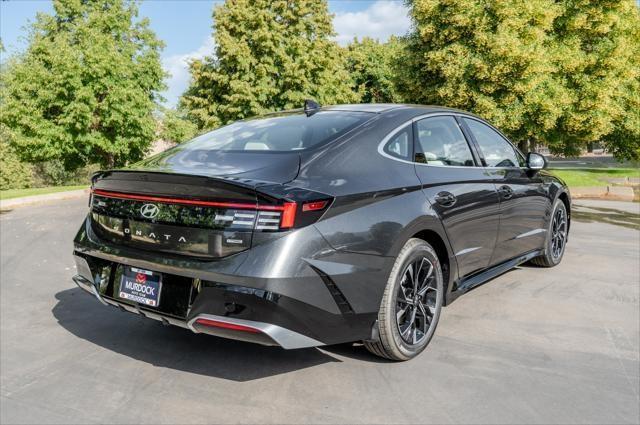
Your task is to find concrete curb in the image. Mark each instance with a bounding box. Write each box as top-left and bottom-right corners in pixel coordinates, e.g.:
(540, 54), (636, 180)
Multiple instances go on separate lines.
(0, 188), (90, 210)
(571, 186), (635, 202)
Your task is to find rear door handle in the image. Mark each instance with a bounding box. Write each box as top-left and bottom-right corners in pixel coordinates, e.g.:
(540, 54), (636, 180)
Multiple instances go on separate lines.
(435, 191), (456, 207)
(498, 185), (513, 199)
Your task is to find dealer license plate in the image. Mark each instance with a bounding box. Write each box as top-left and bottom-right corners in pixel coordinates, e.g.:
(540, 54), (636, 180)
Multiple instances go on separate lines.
(118, 267), (162, 307)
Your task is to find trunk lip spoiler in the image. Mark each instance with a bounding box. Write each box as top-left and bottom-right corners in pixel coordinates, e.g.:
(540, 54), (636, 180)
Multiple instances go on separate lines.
(91, 169), (290, 190)
(92, 188), (287, 211)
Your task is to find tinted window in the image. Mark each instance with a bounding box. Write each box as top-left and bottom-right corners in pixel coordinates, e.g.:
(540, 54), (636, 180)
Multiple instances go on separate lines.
(181, 111), (371, 153)
(463, 118), (521, 167)
(415, 116), (475, 166)
(383, 125), (412, 160)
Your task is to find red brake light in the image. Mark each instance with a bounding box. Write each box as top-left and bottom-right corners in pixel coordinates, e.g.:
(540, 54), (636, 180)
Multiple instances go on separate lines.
(279, 202), (297, 229)
(194, 318), (260, 333)
(302, 200), (328, 212)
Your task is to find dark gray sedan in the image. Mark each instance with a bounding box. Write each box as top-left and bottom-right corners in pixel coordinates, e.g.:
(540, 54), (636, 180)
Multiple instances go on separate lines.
(73, 103), (570, 360)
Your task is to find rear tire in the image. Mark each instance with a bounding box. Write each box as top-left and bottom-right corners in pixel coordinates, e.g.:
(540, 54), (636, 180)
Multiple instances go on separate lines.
(364, 238), (444, 361)
(531, 199), (568, 267)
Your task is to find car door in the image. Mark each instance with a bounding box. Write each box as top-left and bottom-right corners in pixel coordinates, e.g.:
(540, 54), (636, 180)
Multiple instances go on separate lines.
(460, 117), (550, 266)
(412, 115), (501, 279)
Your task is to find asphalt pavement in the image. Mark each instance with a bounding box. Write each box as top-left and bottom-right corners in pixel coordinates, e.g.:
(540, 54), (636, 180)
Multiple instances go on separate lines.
(1, 198), (638, 424)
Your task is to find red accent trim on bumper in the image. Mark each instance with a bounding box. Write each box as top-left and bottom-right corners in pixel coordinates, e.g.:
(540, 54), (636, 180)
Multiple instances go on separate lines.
(194, 318), (261, 333)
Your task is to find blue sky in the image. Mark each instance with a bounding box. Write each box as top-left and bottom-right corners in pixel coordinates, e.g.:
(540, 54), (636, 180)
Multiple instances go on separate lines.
(1, 0), (410, 107)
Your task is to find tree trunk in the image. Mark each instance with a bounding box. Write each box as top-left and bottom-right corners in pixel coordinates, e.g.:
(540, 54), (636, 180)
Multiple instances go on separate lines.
(518, 140), (528, 152)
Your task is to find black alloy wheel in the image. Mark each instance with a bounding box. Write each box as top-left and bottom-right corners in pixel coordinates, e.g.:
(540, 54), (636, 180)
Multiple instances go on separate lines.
(532, 199), (568, 267)
(550, 206), (567, 260)
(396, 257), (439, 345)
(364, 238), (444, 361)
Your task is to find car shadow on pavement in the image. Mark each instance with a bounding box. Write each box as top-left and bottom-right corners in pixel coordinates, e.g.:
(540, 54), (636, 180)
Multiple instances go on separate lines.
(52, 288), (342, 382)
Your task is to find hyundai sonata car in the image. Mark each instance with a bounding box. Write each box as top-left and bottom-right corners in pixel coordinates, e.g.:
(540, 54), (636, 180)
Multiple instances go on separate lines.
(72, 102), (570, 360)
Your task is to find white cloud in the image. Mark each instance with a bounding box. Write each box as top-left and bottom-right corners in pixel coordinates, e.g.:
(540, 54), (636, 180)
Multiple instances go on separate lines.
(333, 1), (411, 46)
(161, 36), (215, 107)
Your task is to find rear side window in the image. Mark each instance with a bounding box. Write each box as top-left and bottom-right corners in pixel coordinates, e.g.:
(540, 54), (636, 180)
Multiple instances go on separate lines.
(414, 116), (475, 166)
(383, 125), (412, 160)
(181, 111), (371, 153)
(463, 118), (523, 167)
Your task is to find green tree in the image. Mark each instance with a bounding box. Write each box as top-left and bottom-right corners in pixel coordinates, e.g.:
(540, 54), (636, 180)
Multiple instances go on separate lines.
(0, 124), (34, 190)
(1, 40), (34, 190)
(0, 0), (165, 170)
(549, 1), (640, 159)
(401, 0), (640, 158)
(344, 36), (404, 103)
(159, 108), (198, 144)
(401, 0), (568, 152)
(181, 0), (359, 130)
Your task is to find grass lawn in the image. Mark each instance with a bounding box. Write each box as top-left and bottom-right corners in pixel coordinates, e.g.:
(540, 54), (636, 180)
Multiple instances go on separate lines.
(549, 168), (640, 187)
(0, 185), (88, 200)
(1, 169), (638, 200)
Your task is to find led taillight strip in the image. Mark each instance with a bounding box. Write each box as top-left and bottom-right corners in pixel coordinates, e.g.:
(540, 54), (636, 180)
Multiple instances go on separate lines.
(91, 188), (298, 228)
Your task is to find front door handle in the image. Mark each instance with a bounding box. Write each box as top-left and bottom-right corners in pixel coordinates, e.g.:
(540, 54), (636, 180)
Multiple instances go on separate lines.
(498, 185), (514, 199)
(435, 191), (456, 207)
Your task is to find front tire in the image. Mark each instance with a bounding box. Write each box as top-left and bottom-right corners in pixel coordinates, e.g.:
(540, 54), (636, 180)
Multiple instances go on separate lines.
(364, 238), (444, 361)
(531, 198), (568, 267)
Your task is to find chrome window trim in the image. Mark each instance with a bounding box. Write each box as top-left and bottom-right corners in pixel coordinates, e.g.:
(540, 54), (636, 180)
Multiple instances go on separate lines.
(377, 112), (482, 169)
(380, 123), (413, 162)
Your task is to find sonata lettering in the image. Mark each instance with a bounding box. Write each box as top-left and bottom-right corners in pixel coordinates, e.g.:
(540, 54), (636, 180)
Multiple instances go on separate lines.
(110, 224), (189, 243)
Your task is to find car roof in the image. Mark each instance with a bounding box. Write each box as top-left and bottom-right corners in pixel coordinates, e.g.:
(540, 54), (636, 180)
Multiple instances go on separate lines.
(320, 103), (406, 113)
(319, 103), (475, 117)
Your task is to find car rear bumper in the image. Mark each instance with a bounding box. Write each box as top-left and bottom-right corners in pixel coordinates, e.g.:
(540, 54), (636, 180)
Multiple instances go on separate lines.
(72, 273), (322, 348)
(73, 215), (390, 348)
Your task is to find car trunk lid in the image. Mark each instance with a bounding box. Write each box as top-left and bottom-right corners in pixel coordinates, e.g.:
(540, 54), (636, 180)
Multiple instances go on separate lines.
(90, 170), (295, 259)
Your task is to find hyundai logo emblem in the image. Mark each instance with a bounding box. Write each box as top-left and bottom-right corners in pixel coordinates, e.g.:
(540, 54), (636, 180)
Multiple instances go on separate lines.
(140, 203), (160, 219)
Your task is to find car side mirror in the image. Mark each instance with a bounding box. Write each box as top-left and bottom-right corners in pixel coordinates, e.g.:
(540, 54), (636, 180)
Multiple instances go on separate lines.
(526, 152), (546, 170)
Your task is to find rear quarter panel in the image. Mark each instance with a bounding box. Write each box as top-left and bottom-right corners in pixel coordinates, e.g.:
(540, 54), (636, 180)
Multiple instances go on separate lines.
(291, 110), (457, 310)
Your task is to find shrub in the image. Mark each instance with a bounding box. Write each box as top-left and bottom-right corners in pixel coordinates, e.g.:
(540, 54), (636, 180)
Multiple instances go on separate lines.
(0, 127), (34, 190)
(31, 160), (99, 187)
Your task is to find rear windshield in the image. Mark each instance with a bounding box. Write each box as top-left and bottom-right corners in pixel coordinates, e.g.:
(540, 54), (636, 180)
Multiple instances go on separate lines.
(180, 111), (372, 152)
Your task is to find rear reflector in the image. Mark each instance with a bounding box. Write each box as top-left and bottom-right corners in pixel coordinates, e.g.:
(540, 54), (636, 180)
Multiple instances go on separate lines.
(302, 200), (328, 212)
(194, 318), (260, 333)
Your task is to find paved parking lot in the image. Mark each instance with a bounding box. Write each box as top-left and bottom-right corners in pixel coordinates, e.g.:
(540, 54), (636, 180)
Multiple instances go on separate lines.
(1, 198), (639, 424)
